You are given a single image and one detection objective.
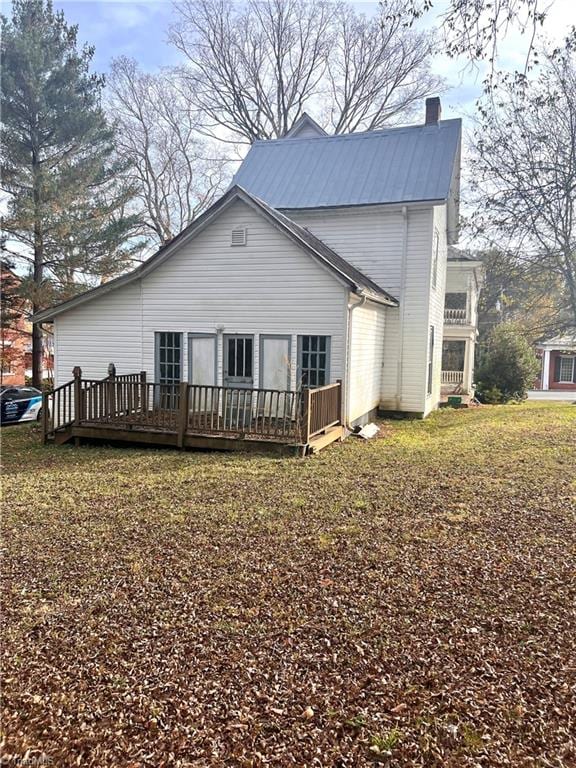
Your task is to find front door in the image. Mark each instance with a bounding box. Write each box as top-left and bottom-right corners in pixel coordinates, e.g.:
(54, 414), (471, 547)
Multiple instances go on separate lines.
(223, 335), (254, 388)
(223, 335), (254, 430)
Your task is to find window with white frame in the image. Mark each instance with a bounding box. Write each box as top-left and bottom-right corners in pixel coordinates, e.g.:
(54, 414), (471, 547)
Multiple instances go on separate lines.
(557, 355), (575, 383)
(297, 335), (330, 387)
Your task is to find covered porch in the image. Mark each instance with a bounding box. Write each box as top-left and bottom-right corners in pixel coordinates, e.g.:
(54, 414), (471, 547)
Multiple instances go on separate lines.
(42, 368), (344, 456)
(440, 331), (476, 403)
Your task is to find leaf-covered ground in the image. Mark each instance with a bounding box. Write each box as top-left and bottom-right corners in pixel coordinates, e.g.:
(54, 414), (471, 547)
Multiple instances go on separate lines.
(1, 403), (575, 767)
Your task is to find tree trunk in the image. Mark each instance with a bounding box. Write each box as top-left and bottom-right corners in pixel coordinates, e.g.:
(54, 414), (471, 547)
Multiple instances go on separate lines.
(32, 146), (43, 388)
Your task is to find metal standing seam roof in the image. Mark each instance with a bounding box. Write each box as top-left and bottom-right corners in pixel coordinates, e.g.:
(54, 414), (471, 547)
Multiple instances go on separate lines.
(232, 119), (462, 210)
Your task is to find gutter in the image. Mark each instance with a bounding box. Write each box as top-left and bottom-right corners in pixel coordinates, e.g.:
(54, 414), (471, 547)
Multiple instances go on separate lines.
(344, 294), (367, 429)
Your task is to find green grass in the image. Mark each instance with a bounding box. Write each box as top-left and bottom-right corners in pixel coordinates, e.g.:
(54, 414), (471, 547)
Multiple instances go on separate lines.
(2, 402), (575, 766)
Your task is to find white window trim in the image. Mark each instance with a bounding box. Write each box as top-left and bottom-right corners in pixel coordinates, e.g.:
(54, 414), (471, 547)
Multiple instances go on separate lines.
(558, 355), (575, 383)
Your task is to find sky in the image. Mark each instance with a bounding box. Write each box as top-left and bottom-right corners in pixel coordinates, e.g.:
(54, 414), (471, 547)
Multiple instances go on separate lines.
(2, 0), (574, 125)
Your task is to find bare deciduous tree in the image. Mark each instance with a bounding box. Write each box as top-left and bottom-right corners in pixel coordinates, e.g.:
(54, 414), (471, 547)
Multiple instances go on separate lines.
(108, 57), (230, 246)
(327, 3), (440, 134)
(169, 0), (443, 143)
(469, 32), (576, 332)
(405, 0), (547, 71)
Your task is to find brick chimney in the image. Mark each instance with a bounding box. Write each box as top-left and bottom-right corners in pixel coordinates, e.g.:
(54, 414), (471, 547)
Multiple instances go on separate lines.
(425, 97), (441, 126)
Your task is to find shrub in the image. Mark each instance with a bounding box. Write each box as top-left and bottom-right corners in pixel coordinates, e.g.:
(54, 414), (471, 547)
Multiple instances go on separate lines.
(476, 323), (540, 402)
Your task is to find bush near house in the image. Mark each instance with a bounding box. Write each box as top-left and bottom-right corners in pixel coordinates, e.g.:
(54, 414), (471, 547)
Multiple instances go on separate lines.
(2, 403), (575, 766)
(476, 322), (540, 402)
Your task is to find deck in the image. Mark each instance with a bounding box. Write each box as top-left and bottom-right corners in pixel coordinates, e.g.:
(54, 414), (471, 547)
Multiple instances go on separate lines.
(42, 370), (344, 456)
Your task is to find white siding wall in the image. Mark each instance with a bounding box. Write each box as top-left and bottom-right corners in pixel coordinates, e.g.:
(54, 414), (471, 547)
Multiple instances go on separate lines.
(348, 300), (386, 423)
(291, 205), (439, 415)
(289, 207), (405, 296)
(53, 199), (348, 392)
(290, 125), (323, 139)
(54, 283), (142, 386)
(423, 205), (448, 415)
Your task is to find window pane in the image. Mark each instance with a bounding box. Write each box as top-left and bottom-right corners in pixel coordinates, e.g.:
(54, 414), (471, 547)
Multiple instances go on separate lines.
(156, 333), (182, 389)
(559, 356), (574, 382)
(298, 335), (330, 389)
(236, 338), (244, 375)
(228, 340), (236, 377)
(245, 339), (253, 377)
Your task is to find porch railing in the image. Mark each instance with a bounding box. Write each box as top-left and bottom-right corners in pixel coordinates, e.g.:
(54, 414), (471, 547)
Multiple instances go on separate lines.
(44, 368), (342, 445)
(441, 370), (464, 385)
(444, 308), (468, 325)
(302, 381), (342, 441)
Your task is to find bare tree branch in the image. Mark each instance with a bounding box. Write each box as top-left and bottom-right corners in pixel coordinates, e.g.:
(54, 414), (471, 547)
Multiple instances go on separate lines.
(468, 31), (576, 331)
(169, 0), (443, 143)
(107, 57), (231, 247)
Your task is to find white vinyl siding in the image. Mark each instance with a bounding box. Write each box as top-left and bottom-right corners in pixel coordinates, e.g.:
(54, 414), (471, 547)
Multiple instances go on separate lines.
(380, 207), (437, 414)
(53, 199), (348, 392)
(54, 283), (142, 386)
(291, 205), (439, 415)
(348, 301), (386, 424)
(288, 206), (405, 296)
(423, 205), (448, 414)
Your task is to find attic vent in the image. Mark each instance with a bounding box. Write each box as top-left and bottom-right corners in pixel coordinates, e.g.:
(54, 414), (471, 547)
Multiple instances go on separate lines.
(231, 228), (247, 246)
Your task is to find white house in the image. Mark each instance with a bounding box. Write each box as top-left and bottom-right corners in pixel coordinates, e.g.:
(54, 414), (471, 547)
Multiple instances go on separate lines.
(35, 98), (482, 439)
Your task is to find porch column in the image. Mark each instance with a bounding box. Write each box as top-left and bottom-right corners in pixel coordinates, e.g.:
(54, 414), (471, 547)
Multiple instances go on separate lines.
(541, 348), (551, 390)
(463, 339), (473, 394)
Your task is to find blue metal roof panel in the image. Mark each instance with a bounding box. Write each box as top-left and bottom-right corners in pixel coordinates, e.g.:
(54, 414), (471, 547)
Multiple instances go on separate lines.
(232, 119), (461, 209)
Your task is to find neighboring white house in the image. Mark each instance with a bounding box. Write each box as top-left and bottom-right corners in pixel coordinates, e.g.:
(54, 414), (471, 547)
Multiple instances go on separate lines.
(35, 98), (482, 425)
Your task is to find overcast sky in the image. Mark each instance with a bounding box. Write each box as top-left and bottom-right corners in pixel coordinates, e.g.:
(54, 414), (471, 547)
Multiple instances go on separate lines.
(1, 0), (574, 123)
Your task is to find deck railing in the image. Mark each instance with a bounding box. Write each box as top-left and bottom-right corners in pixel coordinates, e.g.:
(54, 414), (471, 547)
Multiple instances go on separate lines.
(42, 379), (75, 441)
(302, 381), (342, 441)
(441, 370), (464, 385)
(444, 308), (468, 325)
(44, 368), (342, 445)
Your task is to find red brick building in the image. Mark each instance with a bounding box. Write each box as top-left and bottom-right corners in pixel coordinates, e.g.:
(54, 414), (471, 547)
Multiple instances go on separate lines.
(1, 264), (54, 386)
(535, 336), (576, 391)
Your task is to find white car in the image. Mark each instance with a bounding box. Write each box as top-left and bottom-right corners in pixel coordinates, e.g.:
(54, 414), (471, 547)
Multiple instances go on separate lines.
(0, 386), (44, 424)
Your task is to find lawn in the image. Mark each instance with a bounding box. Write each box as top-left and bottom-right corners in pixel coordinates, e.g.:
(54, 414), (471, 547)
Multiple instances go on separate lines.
(1, 403), (575, 767)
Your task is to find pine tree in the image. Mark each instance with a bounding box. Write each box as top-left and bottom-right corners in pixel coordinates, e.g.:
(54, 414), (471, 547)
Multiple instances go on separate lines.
(1, 0), (141, 385)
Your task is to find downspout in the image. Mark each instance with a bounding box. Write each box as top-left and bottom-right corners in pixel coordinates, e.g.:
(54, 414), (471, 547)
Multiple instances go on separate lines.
(344, 293), (367, 429)
(395, 206), (408, 411)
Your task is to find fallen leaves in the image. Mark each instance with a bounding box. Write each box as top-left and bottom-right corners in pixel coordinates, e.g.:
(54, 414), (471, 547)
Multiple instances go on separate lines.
(1, 403), (575, 766)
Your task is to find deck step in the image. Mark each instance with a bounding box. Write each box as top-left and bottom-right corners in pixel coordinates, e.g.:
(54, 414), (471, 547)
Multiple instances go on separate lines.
(54, 427), (73, 445)
(307, 425), (343, 454)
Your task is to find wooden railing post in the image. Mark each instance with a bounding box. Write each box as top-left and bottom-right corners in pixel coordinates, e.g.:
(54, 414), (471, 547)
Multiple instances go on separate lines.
(107, 363), (116, 418)
(301, 387), (312, 444)
(41, 389), (49, 444)
(336, 379), (343, 425)
(177, 382), (190, 448)
(73, 367), (82, 425)
(140, 371), (147, 412)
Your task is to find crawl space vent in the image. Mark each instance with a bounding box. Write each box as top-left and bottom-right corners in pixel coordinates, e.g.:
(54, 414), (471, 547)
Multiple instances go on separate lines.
(231, 228), (247, 246)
